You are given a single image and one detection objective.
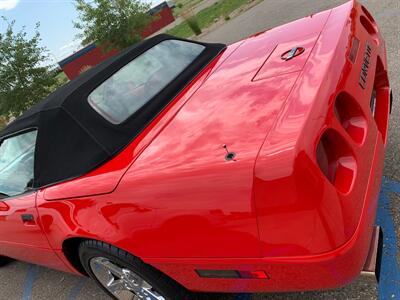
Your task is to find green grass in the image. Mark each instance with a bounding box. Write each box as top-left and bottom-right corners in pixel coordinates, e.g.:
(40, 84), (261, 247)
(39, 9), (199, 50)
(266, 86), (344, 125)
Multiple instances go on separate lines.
(172, 0), (203, 16)
(56, 71), (68, 82)
(49, 71), (69, 92)
(55, 71), (69, 85)
(0, 117), (7, 130)
(167, 0), (251, 38)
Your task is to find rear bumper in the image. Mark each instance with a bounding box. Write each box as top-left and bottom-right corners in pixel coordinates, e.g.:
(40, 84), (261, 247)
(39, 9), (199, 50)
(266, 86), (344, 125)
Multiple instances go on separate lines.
(146, 133), (385, 292)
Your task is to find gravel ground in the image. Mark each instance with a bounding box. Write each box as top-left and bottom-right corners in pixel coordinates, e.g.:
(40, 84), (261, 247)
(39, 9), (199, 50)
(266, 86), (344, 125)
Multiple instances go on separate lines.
(0, 0), (398, 299)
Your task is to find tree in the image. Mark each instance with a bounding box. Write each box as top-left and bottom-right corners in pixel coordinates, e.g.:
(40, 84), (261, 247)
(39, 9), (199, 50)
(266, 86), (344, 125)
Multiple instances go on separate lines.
(0, 18), (59, 117)
(74, 0), (153, 51)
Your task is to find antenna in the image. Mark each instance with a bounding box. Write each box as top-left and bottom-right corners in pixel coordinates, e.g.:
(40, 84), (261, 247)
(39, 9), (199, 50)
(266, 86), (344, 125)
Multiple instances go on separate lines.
(223, 144), (229, 154)
(222, 144), (236, 161)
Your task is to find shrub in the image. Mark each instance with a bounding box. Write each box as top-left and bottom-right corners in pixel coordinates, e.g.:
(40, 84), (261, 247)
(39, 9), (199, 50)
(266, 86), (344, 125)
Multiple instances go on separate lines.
(186, 16), (202, 35)
(0, 116), (7, 130)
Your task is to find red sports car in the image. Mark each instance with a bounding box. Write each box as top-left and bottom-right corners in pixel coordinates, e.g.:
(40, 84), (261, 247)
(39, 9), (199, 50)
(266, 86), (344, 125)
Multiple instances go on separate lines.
(0, 1), (391, 299)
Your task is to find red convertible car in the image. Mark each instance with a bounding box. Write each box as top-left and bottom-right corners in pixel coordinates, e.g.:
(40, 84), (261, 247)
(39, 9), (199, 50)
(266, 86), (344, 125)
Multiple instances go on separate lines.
(0, 1), (391, 299)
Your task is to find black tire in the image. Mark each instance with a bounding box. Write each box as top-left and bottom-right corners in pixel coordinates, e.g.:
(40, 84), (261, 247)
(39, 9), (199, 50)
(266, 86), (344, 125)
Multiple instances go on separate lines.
(0, 256), (12, 267)
(79, 240), (192, 300)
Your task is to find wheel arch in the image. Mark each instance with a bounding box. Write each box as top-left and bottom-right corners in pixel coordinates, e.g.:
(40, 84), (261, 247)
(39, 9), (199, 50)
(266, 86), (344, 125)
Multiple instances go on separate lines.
(62, 237), (151, 278)
(62, 237), (192, 297)
(62, 237), (88, 276)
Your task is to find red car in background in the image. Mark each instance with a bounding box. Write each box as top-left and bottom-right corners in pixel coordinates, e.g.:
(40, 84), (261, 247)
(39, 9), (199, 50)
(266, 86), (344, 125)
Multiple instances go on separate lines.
(0, 1), (391, 299)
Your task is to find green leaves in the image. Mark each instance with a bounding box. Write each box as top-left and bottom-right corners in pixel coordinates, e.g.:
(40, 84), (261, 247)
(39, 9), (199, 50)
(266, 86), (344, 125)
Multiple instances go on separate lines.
(0, 18), (59, 118)
(74, 0), (152, 51)
(0, 0), (153, 119)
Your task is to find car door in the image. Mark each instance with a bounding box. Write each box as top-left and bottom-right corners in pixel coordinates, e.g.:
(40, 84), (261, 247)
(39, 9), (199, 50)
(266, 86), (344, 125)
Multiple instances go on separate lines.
(0, 129), (51, 262)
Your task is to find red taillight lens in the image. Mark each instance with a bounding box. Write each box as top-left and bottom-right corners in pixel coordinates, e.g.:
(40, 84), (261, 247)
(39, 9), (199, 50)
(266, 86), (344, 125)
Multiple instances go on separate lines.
(316, 129), (356, 194)
(334, 92), (367, 145)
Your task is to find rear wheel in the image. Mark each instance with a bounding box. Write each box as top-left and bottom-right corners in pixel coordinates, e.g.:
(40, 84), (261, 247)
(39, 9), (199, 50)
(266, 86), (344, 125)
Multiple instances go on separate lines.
(79, 240), (191, 300)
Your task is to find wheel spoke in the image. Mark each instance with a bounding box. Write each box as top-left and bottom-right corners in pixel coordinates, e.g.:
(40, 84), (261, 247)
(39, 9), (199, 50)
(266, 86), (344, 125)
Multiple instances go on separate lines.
(124, 270), (164, 300)
(89, 256), (165, 300)
(93, 257), (124, 278)
(139, 287), (165, 300)
(107, 278), (126, 293)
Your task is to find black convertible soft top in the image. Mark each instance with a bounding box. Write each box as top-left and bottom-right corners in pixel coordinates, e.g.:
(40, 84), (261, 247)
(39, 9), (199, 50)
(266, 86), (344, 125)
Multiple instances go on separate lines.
(0, 34), (226, 188)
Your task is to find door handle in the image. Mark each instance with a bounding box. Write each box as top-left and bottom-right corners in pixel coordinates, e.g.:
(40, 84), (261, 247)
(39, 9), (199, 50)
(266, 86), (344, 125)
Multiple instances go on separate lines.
(21, 214), (36, 225)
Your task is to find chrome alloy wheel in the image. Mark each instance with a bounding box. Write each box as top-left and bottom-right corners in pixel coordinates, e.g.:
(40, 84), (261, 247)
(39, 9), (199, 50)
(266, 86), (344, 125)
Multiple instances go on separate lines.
(90, 257), (166, 300)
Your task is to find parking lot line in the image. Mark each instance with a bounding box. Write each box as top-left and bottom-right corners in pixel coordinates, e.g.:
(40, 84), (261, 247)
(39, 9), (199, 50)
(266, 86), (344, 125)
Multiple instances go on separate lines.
(377, 178), (400, 300)
(22, 265), (40, 300)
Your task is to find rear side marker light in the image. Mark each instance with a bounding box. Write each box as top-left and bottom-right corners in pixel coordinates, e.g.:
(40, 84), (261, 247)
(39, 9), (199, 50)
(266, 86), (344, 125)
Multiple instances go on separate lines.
(239, 270), (270, 279)
(196, 269), (269, 279)
(196, 270), (239, 278)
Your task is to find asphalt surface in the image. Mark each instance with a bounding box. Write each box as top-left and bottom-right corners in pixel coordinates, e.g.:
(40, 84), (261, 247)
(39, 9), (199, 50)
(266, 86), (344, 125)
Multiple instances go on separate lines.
(0, 0), (399, 299)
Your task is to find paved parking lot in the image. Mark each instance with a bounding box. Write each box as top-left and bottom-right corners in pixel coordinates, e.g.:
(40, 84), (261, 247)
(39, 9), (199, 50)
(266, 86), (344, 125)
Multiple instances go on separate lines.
(0, 0), (398, 299)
